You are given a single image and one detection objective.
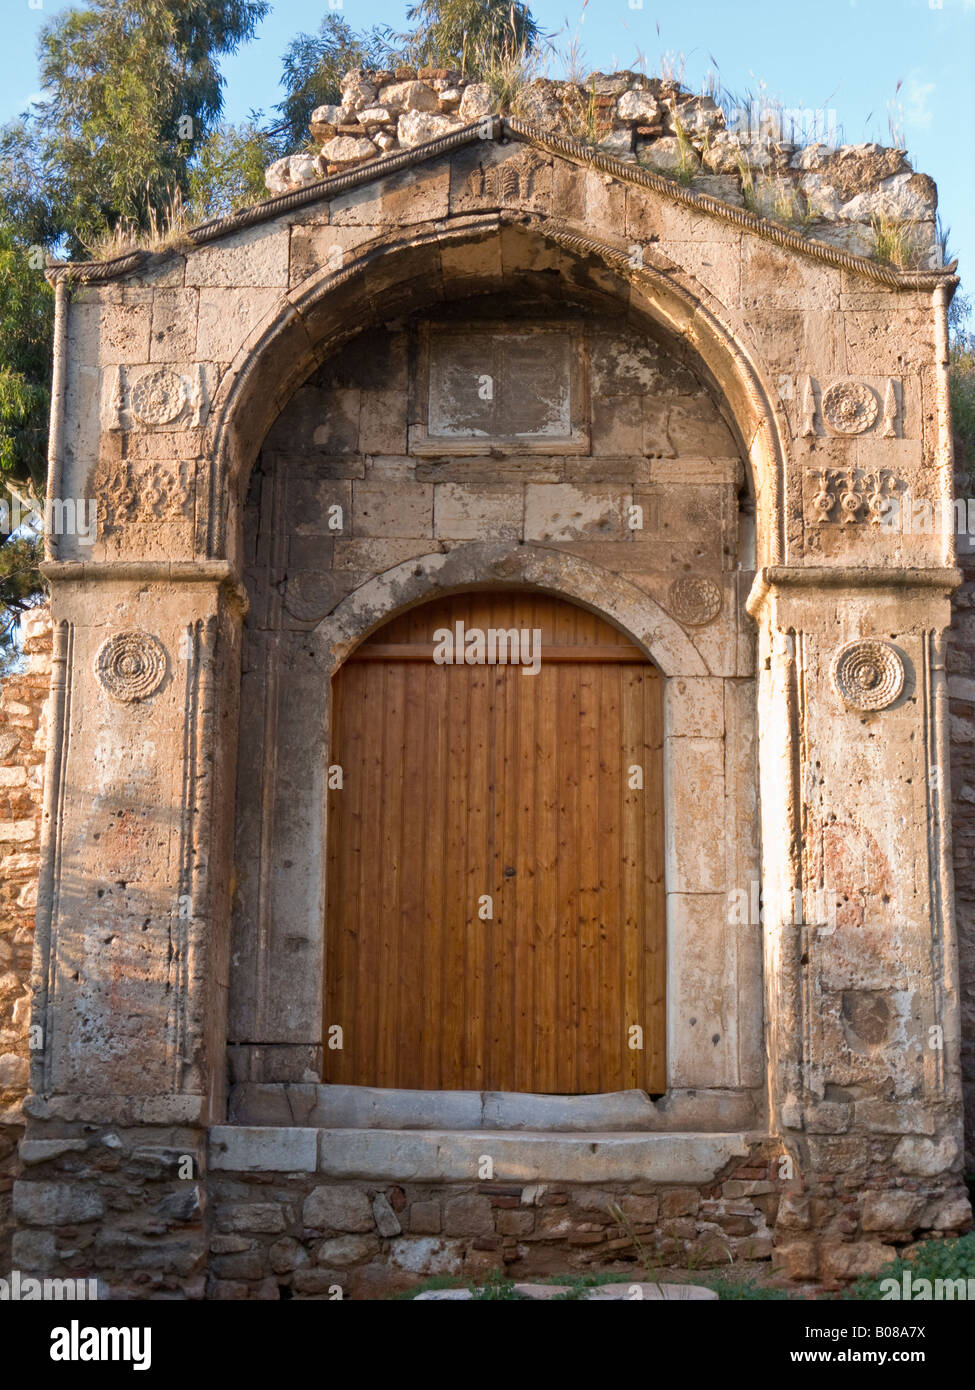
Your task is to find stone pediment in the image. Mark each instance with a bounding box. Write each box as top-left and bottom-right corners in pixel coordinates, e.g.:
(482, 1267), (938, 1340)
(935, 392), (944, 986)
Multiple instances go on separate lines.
(47, 117), (954, 292)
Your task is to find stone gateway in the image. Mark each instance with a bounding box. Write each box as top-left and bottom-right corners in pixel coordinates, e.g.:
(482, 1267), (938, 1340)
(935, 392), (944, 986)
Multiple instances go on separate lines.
(1, 66), (971, 1297)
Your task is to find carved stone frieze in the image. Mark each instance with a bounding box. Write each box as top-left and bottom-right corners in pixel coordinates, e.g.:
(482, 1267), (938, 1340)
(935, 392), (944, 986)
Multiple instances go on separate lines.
(90, 457), (194, 530)
(467, 150), (546, 203)
(807, 468), (900, 525)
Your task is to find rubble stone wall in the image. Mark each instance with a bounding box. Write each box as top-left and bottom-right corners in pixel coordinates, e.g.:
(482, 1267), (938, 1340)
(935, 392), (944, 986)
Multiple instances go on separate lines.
(948, 554), (975, 1175)
(266, 66), (941, 269)
(0, 606), (51, 1269)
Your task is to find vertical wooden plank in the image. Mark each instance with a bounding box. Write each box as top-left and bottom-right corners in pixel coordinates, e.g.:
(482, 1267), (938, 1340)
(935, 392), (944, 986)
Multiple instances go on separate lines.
(374, 662), (404, 1085)
(324, 667), (350, 1083)
(466, 658), (491, 1087)
(442, 648), (470, 1087)
(487, 601), (512, 1090)
(577, 658), (601, 1091)
(397, 657), (427, 1087)
(555, 659), (580, 1093)
(644, 668), (667, 1092)
(596, 661), (624, 1092)
(421, 661), (448, 1089)
(534, 651), (559, 1092)
(513, 612), (538, 1093)
(620, 664), (644, 1090)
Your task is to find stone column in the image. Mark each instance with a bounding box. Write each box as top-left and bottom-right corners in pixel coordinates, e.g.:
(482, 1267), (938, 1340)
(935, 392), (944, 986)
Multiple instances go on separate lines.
(750, 567), (971, 1282)
(13, 562), (243, 1297)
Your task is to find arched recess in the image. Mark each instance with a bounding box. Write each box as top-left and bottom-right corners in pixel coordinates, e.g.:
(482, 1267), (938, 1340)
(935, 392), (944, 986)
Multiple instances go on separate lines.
(310, 543), (710, 679)
(226, 206), (767, 1114)
(203, 210), (790, 568)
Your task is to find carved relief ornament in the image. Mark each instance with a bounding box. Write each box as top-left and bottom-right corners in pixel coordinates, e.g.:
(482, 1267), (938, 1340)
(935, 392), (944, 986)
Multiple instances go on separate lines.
(831, 640), (905, 711)
(95, 631), (168, 703)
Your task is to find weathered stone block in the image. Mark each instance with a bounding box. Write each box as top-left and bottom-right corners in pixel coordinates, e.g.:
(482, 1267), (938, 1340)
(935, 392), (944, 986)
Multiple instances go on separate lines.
(13, 1181), (104, 1226)
(443, 1194), (494, 1236)
(217, 1202), (287, 1234)
(524, 484), (628, 543)
(316, 1234), (379, 1266)
(772, 1239), (819, 1280)
(303, 1184), (373, 1232)
(659, 1189), (701, 1219)
(212, 1251), (264, 1281)
(353, 482), (433, 538)
(819, 1240), (897, 1280)
(620, 1194), (660, 1224)
(498, 1209), (534, 1236)
(209, 1127), (318, 1173)
(372, 1192), (402, 1237)
(434, 484), (524, 541)
(11, 1228), (57, 1268)
(409, 1200), (442, 1234)
(268, 1237), (308, 1273)
(860, 1190), (926, 1232)
(388, 1236), (464, 1274)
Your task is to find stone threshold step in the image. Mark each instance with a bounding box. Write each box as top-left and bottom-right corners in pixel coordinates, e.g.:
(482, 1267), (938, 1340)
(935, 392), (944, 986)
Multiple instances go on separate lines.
(209, 1126), (758, 1184)
(229, 1082), (756, 1132)
(415, 1282), (718, 1300)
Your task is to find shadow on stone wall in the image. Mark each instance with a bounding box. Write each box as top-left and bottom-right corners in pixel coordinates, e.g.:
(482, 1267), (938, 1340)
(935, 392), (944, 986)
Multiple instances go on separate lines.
(0, 604), (51, 1269)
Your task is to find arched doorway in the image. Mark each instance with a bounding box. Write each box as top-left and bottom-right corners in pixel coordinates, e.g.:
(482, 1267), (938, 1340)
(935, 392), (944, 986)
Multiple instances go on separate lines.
(324, 590), (665, 1094)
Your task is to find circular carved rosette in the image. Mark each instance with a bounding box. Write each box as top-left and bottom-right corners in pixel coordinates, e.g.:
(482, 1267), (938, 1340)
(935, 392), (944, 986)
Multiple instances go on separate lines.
(95, 631), (168, 703)
(667, 576), (722, 627)
(822, 381), (879, 435)
(831, 640), (904, 711)
(129, 368), (186, 426)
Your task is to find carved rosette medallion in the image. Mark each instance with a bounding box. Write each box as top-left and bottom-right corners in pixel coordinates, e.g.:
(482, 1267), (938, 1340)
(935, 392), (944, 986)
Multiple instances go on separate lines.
(831, 640), (904, 711)
(822, 381), (879, 435)
(667, 576), (722, 626)
(95, 631), (168, 702)
(130, 368), (187, 426)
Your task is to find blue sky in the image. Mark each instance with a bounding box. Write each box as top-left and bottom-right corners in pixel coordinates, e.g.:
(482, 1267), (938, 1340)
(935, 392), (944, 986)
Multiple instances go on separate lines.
(5, 0), (975, 302)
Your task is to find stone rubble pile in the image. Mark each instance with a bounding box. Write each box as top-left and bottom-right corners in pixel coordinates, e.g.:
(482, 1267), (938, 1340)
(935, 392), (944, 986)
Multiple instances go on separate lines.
(264, 66), (939, 266)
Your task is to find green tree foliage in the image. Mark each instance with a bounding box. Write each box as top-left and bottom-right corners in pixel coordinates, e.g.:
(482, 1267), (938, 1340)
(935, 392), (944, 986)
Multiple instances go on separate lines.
(187, 119), (279, 222)
(33, 0), (269, 253)
(949, 293), (975, 486)
(273, 15), (393, 155)
(400, 0), (541, 74)
(0, 223), (52, 491)
(0, 218), (55, 658)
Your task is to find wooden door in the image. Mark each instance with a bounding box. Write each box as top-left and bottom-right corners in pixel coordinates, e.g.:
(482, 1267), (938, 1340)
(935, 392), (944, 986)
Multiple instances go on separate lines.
(324, 592), (665, 1094)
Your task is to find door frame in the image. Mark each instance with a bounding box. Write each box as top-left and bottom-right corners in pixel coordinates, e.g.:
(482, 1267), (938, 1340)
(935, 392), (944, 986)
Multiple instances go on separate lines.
(303, 545), (762, 1120)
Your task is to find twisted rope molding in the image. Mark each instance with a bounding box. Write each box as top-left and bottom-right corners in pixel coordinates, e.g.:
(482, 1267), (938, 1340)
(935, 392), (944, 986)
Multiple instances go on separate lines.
(45, 118), (500, 286)
(502, 118), (955, 290)
(45, 115), (956, 291)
